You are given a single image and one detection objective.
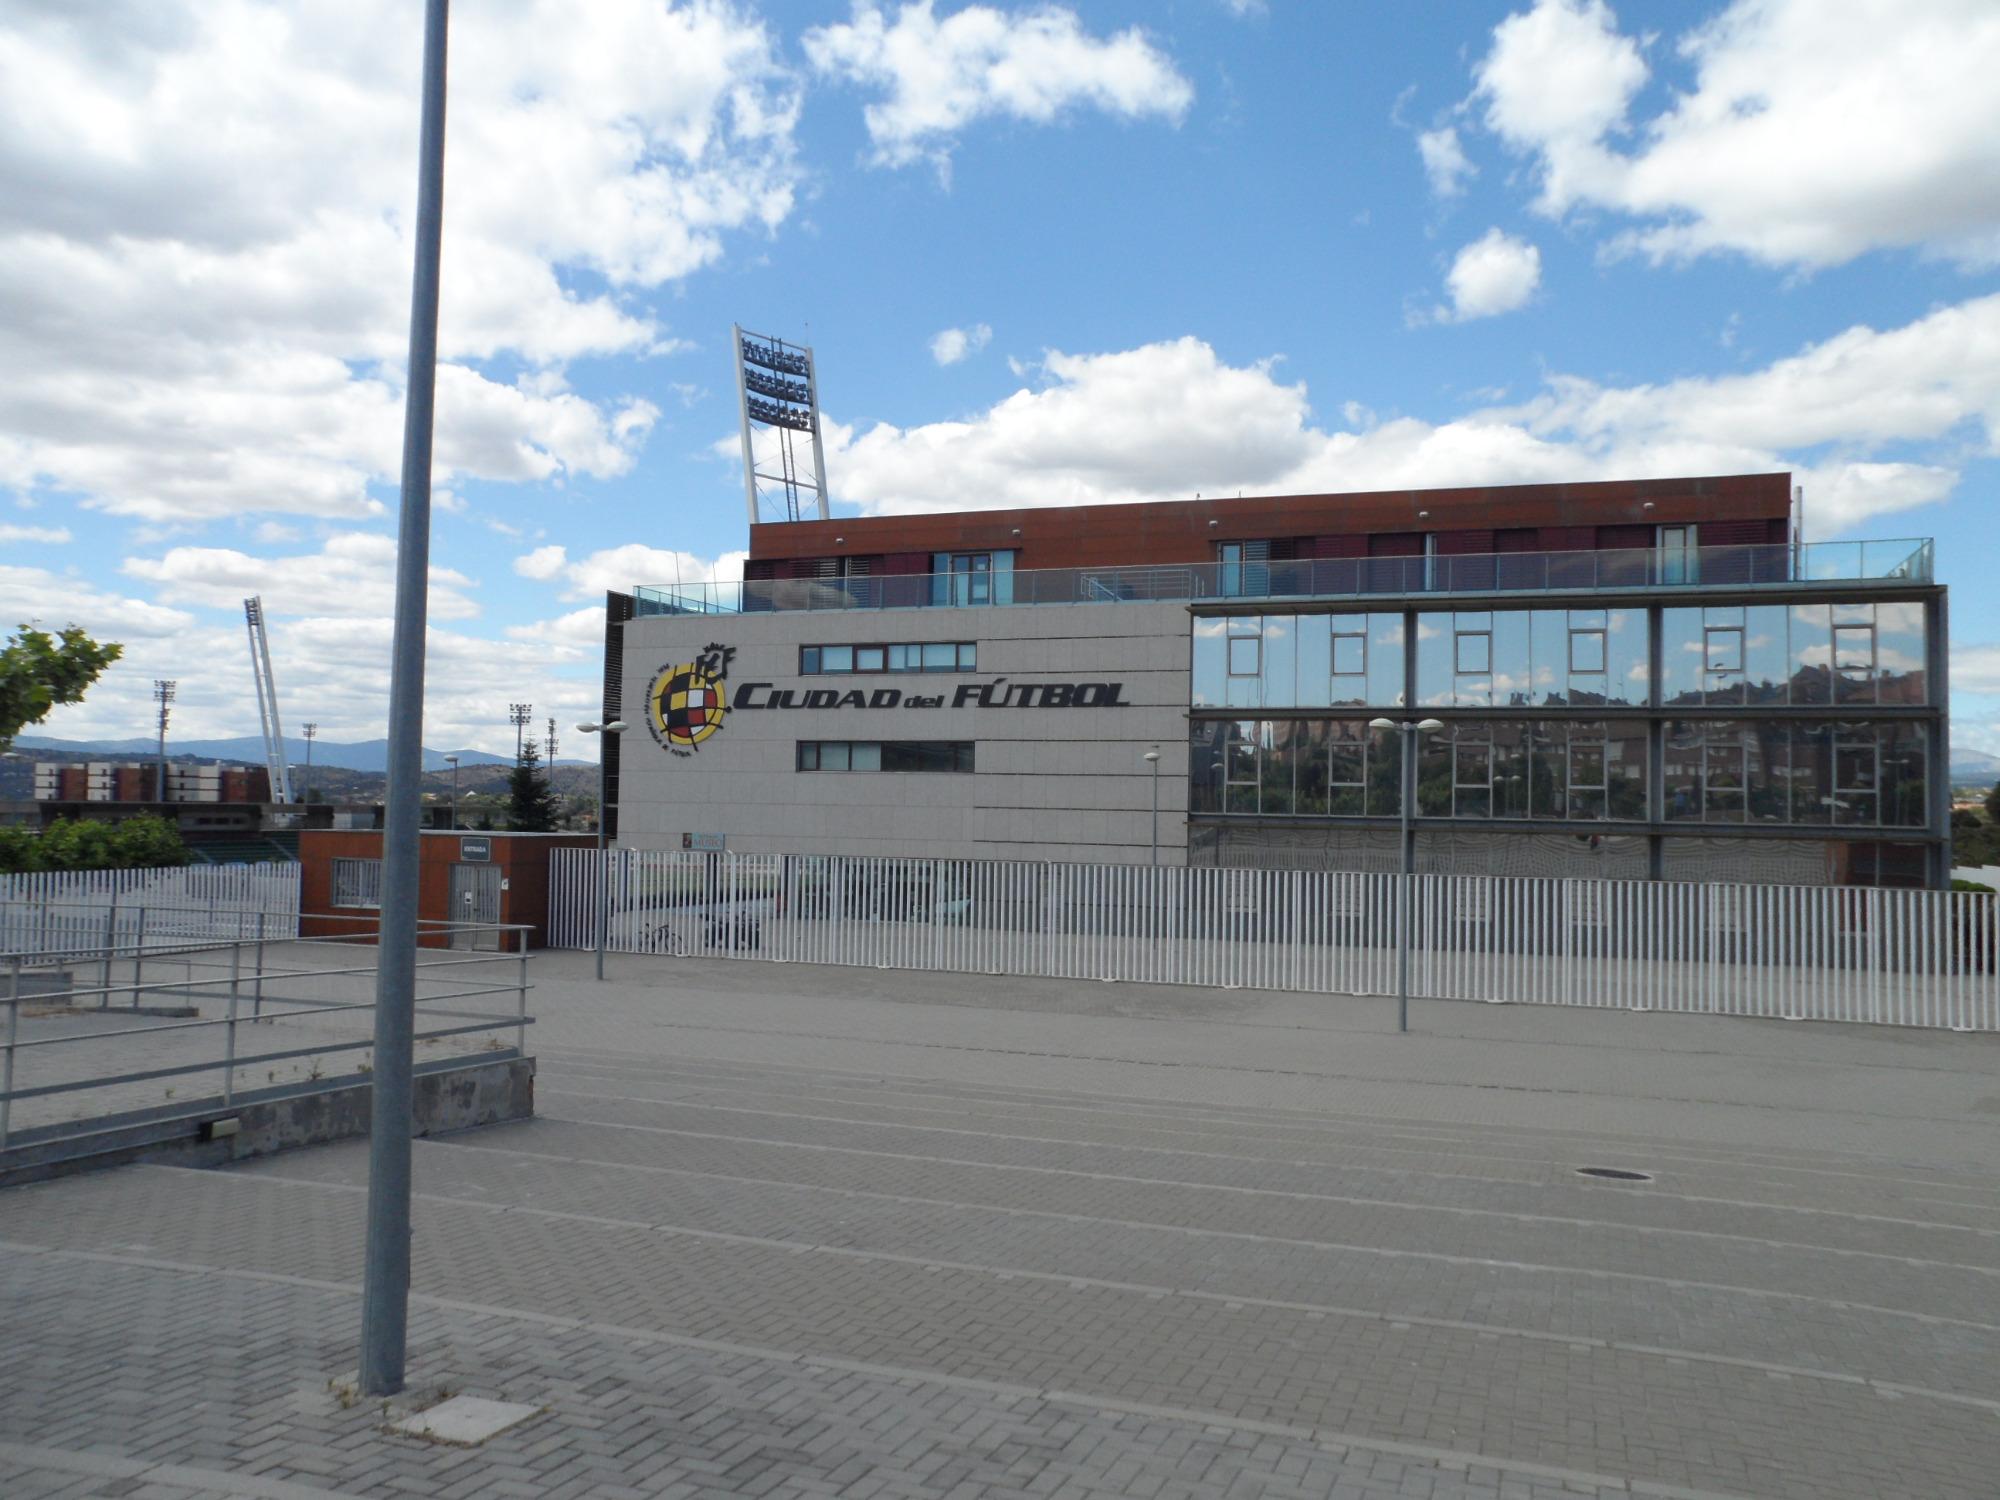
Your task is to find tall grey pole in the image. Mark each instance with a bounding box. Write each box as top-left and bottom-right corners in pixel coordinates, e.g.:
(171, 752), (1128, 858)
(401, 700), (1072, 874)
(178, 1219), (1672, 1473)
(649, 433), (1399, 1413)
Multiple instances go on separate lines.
(595, 748), (609, 981)
(1398, 726), (1412, 1035)
(359, 0), (448, 1399)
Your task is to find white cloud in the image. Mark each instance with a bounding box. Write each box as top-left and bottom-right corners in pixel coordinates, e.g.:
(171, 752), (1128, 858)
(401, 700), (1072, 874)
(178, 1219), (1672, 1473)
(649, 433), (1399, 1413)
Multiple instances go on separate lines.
(1956, 645), (2000, 696)
(828, 294), (2000, 535)
(1472, 0), (2000, 269)
(930, 322), (993, 365)
(546, 544), (749, 603)
(0, 523), (71, 544)
(803, 1), (1192, 174)
(121, 532), (480, 621)
(514, 544), (569, 581)
(0, 0), (800, 523)
(1434, 229), (1542, 322)
(1417, 126), (1475, 198)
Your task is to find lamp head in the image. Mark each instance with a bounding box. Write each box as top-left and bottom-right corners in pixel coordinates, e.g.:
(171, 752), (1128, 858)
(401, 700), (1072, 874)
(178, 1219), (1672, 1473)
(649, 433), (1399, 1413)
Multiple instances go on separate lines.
(1416, 718), (1445, 732)
(1367, 717), (1395, 730)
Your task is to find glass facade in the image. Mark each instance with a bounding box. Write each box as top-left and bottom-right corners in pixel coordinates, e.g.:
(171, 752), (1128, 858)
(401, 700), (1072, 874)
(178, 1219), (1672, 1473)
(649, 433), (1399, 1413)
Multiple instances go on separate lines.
(1658, 600), (1926, 706)
(1414, 608), (1648, 708)
(1187, 598), (1938, 854)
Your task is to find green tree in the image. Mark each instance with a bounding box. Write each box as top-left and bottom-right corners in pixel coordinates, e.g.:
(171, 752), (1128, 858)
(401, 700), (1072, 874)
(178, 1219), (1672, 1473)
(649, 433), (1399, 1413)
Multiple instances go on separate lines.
(0, 813), (190, 873)
(1985, 777), (2000, 825)
(506, 740), (561, 832)
(0, 624), (123, 752)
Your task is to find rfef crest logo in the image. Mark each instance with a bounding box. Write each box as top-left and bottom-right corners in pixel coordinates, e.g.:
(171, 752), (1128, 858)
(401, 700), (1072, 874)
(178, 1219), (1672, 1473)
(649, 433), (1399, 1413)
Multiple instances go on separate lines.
(647, 643), (736, 757)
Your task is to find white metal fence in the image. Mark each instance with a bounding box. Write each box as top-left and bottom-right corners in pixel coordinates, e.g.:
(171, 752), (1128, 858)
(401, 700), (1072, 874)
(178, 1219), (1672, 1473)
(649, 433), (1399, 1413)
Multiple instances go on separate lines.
(0, 864), (302, 957)
(548, 849), (1999, 1032)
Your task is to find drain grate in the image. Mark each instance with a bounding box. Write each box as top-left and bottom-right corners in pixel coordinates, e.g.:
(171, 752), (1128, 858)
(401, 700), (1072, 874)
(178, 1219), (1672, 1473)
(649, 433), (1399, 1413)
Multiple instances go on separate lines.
(1575, 1166), (1653, 1183)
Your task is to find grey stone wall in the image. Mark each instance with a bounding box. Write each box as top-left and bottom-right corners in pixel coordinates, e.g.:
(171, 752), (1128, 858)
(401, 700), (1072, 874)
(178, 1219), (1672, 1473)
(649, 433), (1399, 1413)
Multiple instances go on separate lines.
(618, 603), (1190, 863)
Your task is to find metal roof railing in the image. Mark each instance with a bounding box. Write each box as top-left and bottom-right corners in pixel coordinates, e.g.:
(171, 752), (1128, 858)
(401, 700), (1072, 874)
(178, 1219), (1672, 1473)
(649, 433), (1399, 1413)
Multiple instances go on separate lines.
(633, 538), (1933, 616)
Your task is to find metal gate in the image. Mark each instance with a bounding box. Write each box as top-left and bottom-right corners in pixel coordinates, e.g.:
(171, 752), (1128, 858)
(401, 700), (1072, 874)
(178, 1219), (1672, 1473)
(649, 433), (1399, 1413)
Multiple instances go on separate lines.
(448, 862), (501, 949)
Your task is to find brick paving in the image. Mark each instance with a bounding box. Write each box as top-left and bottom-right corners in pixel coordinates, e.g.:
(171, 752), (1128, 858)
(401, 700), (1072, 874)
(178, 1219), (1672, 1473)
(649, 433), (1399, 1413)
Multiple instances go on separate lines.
(3, 950), (1999, 1498)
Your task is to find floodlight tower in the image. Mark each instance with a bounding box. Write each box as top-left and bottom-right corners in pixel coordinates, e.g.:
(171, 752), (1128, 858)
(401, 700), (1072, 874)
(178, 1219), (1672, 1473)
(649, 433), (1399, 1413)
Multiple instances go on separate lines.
(243, 596), (296, 802)
(152, 680), (176, 801)
(733, 324), (830, 525)
(508, 702), (533, 760)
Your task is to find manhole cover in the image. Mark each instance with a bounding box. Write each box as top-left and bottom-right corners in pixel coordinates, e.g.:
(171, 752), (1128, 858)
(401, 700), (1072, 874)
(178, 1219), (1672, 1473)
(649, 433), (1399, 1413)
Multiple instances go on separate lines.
(1575, 1166), (1653, 1183)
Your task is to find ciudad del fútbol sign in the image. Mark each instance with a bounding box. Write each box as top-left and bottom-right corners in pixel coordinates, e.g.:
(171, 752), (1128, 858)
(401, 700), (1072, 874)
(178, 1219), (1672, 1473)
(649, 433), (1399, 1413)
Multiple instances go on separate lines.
(645, 642), (1126, 759)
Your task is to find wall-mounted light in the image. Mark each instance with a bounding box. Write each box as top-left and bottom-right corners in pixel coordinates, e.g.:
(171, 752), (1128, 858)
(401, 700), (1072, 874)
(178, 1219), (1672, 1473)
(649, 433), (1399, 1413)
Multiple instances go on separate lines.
(834, 535), (845, 544)
(1010, 527), (1022, 537)
(1207, 518), (1219, 527)
(1417, 510), (1430, 521)
(1642, 501), (1655, 511)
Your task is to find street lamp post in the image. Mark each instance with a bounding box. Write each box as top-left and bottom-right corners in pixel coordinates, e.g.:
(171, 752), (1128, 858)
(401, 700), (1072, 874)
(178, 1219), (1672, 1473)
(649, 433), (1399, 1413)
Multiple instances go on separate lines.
(301, 722), (317, 802)
(444, 754), (458, 830)
(1142, 747), (1161, 866)
(577, 721), (626, 980)
(1368, 716), (1444, 1034)
(358, 0), (449, 1401)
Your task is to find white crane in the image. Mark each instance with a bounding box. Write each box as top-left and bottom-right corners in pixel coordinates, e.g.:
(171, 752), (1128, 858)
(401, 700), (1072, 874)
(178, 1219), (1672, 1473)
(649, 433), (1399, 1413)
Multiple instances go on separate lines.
(243, 596), (295, 803)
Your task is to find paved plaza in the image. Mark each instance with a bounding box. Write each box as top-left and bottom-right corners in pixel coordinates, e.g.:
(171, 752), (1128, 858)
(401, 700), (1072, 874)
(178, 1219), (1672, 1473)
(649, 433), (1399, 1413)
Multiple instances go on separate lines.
(4, 952), (2000, 1499)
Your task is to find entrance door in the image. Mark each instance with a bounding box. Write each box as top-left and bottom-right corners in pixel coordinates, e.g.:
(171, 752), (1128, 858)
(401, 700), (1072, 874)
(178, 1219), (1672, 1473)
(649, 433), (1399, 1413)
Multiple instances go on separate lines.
(448, 862), (502, 949)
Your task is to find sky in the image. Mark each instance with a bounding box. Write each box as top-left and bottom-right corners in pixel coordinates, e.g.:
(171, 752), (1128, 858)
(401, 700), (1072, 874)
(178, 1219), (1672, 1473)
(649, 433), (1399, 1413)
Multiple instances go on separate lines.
(5, 0), (2000, 759)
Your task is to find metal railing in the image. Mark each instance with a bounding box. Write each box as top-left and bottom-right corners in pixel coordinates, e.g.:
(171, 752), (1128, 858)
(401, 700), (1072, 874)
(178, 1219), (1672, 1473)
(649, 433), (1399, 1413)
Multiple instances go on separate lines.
(632, 539), (1934, 616)
(0, 918), (534, 1151)
(547, 848), (1997, 1032)
(0, 867), (301, 958)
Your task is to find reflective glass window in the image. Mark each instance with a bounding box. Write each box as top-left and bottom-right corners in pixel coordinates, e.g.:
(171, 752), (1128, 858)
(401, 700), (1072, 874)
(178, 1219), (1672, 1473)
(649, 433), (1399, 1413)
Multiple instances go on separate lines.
(849, 741), (882, 771)
(855, 646), (885, 672)
(1224, 720), (1259, 813)
(822, 645), (854, 673)
(922, 642), (957, 670)
(1262, 615), (1296, 707)
(1190, 618), (1227, 707)
(1293, 720), (1332, 814)
(1875, 601), (1927, 704)
(1790, 604), (1832, 704)
(801, 647), (821, 675)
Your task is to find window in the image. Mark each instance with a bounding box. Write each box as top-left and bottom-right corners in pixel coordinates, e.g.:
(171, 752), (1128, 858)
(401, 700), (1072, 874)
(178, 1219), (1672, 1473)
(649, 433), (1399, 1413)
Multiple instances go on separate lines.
(1332, 627), (1366, 678)
(1217, 539), (1270, 598)
(1225, 720), (1259, 813)
(1452, 733), (1493, 818)
(1705, 626), (1742, 675)
(1569, 625), (1606, 675)
(1227, 617), (1261, 676)
(1659, 524), (1698, 584)
(331, 857), (383, 909)
(801, 642), (976, 674)
(1455, 630), (1490, 674)
(931, 551), (1014, 606)
(797, 740), (974, 772)
(1834, 623), (1877, 701)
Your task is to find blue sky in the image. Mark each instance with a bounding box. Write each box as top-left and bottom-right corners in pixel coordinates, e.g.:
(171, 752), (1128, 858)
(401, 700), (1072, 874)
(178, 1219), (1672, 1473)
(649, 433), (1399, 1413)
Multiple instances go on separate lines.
(4, 0), (1999, 757)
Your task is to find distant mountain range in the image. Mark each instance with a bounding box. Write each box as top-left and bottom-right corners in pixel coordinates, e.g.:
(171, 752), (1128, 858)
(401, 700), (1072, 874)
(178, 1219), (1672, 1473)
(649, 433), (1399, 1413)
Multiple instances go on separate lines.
(14, 733), (587, 773)
(1953, 747), (2000, 782)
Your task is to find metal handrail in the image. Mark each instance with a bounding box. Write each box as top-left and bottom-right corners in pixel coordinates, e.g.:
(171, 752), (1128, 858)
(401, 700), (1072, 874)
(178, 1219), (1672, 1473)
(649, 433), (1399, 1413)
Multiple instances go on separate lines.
(632, 538), (1935, 616)
(0, 921), (536, 1151)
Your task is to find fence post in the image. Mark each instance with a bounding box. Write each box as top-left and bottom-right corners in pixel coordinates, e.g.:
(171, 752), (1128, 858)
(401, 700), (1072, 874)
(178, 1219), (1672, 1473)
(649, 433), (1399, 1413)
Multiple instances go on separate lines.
(1, 955), (19, 1149)
(252, 911), (267, 1021)
(223, 941), (241, 1107)
(130, 906), (148, 1008)
(100, 904), (118, 1011)
(516, 926), (528, 1056)
(1869, 887), (1884, 1025)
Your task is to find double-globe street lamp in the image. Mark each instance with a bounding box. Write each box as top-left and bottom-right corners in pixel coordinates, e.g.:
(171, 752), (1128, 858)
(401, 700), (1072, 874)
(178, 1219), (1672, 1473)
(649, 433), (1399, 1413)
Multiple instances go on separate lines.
(576, 720), (626, 980)
(1367, 716), (1444, 1034)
